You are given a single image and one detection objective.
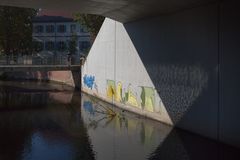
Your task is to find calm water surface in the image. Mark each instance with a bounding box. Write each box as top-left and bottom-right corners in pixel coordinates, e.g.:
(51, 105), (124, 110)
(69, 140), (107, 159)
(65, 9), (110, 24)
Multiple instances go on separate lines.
(0, 81), (239, 160)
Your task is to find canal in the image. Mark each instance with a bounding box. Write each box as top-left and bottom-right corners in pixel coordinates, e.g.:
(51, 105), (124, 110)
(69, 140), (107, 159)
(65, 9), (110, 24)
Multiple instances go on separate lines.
(0, 81), (239, 160)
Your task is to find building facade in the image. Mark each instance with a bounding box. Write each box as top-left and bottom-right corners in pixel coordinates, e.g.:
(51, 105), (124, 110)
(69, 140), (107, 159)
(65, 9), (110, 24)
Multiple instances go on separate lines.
(32, 16), (91, 57)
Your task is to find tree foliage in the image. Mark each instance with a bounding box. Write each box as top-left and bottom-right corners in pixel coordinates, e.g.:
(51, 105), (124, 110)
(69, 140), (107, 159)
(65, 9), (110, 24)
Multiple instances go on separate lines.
(0, 6), (37, 55)
(68, 34), (77, 55)
(74, 13), (105, 39)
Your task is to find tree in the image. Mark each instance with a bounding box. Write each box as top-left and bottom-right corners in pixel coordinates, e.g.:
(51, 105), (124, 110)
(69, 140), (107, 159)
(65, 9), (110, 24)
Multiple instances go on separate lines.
(0, 6), (37, 55)
(68, 34), (77, 55)
(74, 13), (105, 41)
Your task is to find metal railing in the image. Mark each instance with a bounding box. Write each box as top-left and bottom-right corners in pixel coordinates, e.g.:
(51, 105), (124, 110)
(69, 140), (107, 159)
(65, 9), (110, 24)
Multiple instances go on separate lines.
(0, 54), (80, 65)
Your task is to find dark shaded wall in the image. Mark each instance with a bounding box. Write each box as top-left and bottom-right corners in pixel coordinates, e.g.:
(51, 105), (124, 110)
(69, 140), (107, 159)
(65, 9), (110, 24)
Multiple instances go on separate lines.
(220, 0), (240, 148)
(124, 0), (239, 147)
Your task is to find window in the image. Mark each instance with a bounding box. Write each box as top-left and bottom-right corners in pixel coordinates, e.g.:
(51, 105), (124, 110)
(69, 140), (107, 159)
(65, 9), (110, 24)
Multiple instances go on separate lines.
(46, 25), (55, 33)
(80, 27), (88, 33)
(34, 25), (44, 33)
(57, 25), (66, 33)
(57, 41), (66, 51)
(70, 24), (76, 33)
(79, 41), (91, 51)
(45, 41), (55, 51)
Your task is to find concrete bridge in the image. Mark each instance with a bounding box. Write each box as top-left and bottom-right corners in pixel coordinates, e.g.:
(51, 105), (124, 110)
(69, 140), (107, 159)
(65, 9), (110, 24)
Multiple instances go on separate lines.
(0, 0), (239, 149)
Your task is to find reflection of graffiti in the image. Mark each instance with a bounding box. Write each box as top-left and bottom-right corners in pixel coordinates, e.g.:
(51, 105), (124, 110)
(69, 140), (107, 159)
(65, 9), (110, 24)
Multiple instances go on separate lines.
(83, 101), (95, 115)
(106, 80), (157, 112)
(107, 80), (115, 99)
(140, 123), (154, 145)
(141, 87), (155, 112)
(83, 75), (95, 89)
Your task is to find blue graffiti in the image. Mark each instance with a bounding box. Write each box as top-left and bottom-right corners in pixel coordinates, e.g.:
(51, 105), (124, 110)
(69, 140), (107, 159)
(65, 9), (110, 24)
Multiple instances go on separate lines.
(83, 75), (95, 89)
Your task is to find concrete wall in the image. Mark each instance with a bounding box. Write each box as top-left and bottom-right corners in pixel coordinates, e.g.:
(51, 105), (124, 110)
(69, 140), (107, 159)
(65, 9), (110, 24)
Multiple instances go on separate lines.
(2, 70), (80, 89)
(82, 19), (172, 124)
(219, 0), (240, 148)
(82, 0), (240, 148)
(125, 3), (219, 140)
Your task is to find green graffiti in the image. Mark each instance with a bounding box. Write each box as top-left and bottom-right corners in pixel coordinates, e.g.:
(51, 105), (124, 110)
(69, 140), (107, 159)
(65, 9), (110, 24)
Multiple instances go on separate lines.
(141, 87), (155, 112)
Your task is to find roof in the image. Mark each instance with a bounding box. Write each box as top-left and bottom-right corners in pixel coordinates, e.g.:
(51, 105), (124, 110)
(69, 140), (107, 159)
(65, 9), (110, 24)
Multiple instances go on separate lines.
(32, 15), (74, 23)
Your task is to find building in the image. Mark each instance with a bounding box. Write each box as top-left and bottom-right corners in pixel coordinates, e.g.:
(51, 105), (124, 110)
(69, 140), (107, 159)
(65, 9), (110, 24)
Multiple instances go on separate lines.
(32, 15), (91, 58)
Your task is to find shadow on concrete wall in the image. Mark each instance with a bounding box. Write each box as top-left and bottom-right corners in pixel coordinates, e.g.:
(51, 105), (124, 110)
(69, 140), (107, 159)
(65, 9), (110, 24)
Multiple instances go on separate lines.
(124, 2), (219, 139)
(124, 0), (240, 148)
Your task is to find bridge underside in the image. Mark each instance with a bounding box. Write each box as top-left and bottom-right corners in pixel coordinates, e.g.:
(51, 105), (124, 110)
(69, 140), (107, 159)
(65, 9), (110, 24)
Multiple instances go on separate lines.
(0, 0), (216, 22)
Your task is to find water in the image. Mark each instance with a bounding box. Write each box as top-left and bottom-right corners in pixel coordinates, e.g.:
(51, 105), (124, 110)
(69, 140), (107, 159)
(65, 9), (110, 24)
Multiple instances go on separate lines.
(0, 81), (239, 160)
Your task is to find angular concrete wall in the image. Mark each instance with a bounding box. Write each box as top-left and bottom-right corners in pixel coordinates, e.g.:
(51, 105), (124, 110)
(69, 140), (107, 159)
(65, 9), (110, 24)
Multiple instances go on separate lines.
(82, 19), (172, 125)
(219, 0), (240, 148)
(82, 0), (240, 148)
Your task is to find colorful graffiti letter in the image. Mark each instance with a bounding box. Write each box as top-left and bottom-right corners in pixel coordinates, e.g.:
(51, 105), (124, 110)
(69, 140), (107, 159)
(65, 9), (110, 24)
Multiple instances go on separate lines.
(141, 87), (155, 112)
(125, 85), (139, 108)
(107, 80), (115, 99)
(83, 75), (95, 89)
(115, 82), (123, 102)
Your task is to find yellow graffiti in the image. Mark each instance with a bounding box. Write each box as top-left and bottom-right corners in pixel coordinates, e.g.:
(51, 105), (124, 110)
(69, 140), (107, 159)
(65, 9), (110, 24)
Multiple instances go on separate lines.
(107, 80), (115, 99)
(115, 82), (122, 102)
(106, 80), (158, 111)
(126, 86), (139, 108)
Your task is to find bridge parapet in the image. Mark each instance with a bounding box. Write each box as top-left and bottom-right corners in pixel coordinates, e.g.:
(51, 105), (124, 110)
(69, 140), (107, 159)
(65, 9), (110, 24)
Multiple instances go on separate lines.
(0, 54), (80, 66)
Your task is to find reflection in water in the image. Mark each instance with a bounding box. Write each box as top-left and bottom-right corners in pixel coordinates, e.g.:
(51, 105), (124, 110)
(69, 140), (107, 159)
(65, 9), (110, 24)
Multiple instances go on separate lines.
(0, 81), (239, 160)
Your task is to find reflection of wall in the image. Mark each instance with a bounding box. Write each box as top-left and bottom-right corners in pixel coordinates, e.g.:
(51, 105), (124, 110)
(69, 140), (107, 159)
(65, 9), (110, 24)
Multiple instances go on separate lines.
(80, 93), (173, 160)
(0, 89), (49, 108)
(49, 92), (73, 104)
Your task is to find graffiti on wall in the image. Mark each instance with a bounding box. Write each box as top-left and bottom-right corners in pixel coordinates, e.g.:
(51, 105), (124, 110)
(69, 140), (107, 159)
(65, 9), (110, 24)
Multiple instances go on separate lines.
(107, 80), (115, 99)
(106, 80), (156, 112)
(140, 87), (155, 112)
(83, 75), (95, 89)
(83, 76), (158, 113)
(124, 84), (139, 108)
